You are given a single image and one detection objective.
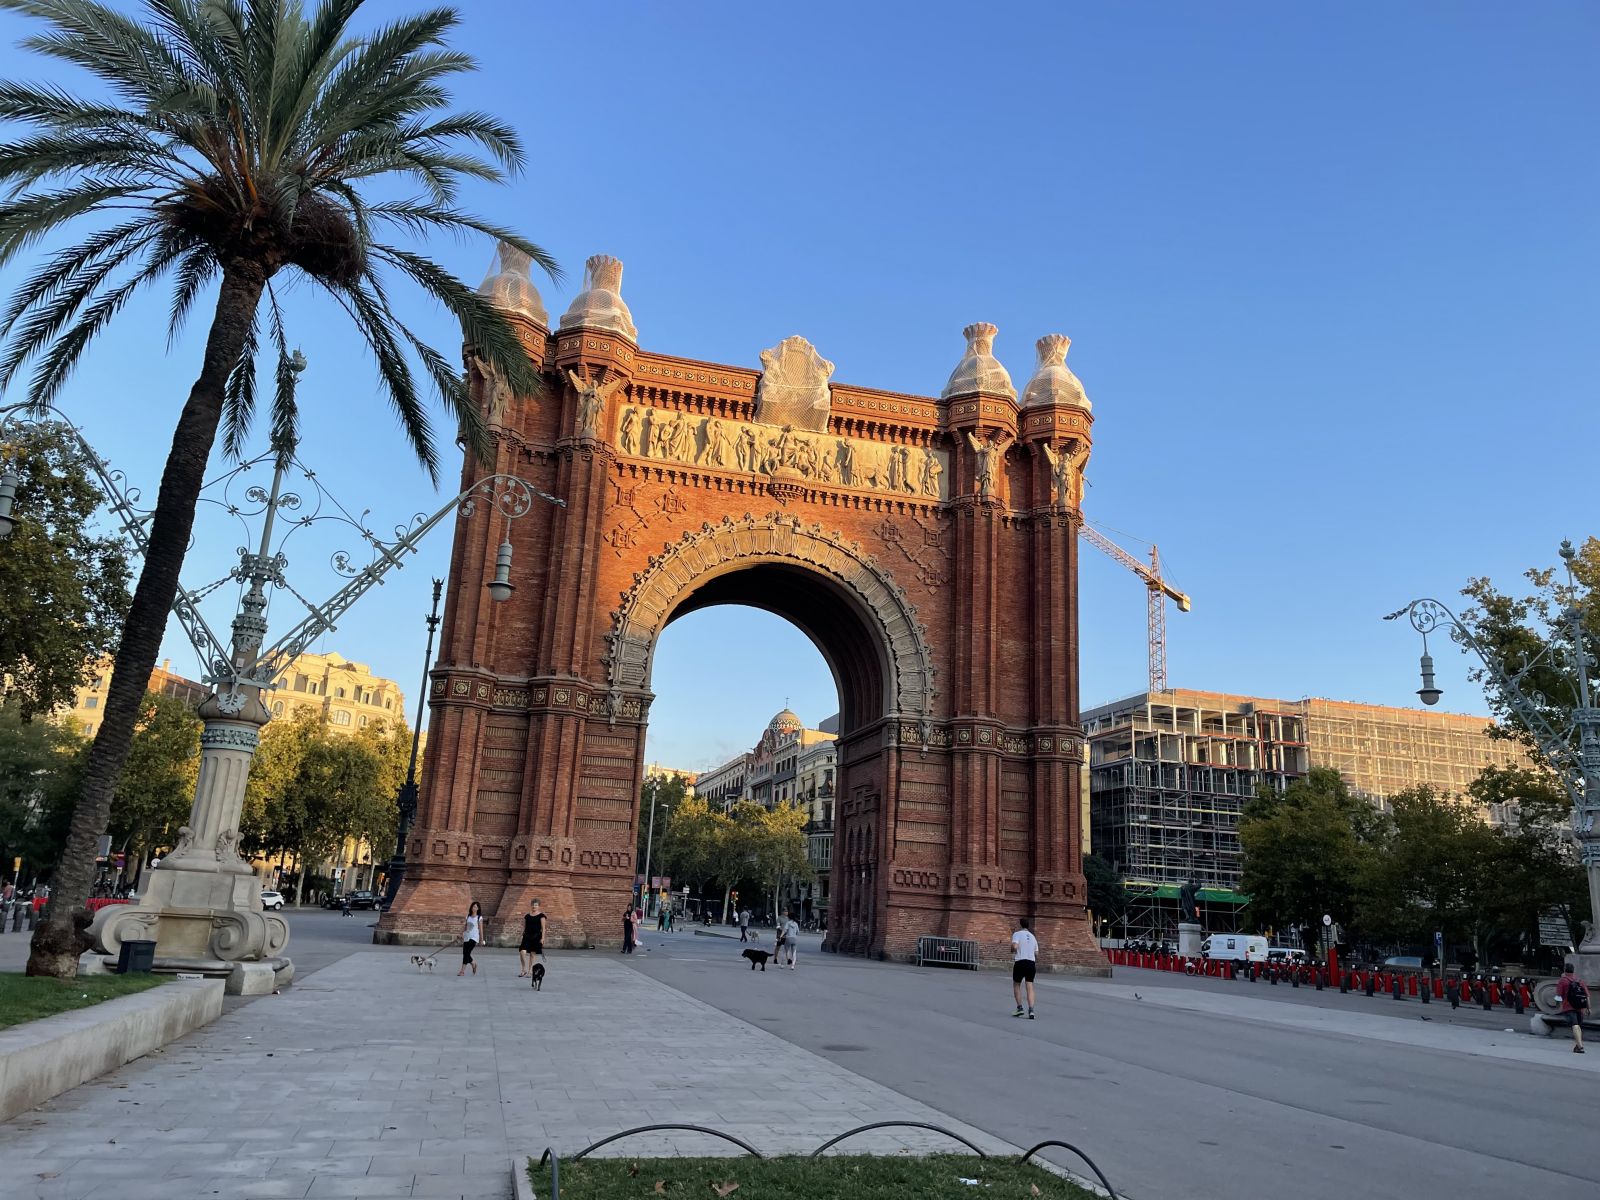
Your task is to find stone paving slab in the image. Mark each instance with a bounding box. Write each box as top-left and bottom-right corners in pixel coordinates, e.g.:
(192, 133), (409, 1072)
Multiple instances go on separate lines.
(0, 948), (1014, 1199)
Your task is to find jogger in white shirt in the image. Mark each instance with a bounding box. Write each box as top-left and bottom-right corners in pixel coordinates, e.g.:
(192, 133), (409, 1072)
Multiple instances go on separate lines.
(1011, 918), (1038, 1018)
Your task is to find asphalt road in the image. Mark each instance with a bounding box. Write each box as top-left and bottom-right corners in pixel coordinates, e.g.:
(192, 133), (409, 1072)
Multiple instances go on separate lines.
(624, 928), (1596, 1200)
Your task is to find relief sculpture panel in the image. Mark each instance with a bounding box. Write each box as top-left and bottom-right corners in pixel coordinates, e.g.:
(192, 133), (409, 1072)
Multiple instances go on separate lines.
(613, 403), (948, 501)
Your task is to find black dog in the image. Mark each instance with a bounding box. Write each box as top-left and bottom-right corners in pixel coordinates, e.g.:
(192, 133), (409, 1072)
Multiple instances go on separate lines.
(529, 961), (545, 991)
(742, 947), (771, 971)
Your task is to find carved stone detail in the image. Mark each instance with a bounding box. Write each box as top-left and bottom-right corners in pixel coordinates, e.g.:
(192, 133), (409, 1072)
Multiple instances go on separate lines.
(966, 430), (1012, 501)
(604, 513), (937, 724)
(755, 335), (834, 432)
(567, 369), (625, 441)
(942, 322), (1016, 400)
(1041, 442), (1087, 511)
(614, 403), (948, 501)
(559, 254), (637, 342)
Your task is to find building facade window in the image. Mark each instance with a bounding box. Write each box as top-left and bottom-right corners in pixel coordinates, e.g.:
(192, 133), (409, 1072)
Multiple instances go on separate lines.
(272, 701), (284, 716)
(84, 696), (98, 709)
(332, 710), (351, 726)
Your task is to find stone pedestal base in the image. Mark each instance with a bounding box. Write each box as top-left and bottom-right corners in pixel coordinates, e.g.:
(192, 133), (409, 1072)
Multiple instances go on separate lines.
(88, 866), (290, 968)
(1178, 922), (1203, 958)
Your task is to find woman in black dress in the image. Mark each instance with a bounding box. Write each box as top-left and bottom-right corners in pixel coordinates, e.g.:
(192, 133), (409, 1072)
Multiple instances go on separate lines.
(621, 905), (636, 954)
(518, 898), (545, 977)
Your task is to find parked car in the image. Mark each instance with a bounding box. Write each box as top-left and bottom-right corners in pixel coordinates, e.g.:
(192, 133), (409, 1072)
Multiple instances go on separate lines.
(259, 889), (285, 911)
(342, 890), (380, 910)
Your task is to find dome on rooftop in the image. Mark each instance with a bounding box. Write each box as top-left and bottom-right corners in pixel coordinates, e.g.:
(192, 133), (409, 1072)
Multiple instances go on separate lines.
(767, 708), (803, 736)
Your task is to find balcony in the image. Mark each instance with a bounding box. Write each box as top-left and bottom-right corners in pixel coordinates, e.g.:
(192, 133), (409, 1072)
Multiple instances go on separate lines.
(804, 819), (834, 835)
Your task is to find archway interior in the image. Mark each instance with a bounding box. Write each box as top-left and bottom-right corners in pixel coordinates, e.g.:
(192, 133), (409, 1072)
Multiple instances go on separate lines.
(662, 564), (889, 737)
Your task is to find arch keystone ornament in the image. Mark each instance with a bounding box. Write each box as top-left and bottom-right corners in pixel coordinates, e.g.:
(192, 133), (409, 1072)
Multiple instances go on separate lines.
(378, 271), (1105, 974)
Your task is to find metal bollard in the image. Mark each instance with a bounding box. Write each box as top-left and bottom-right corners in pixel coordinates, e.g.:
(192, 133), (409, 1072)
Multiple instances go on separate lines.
(1291, 968), (1299, 988)
(1315, 968), (1324, 991)
(1365, 972), (1376, 997)
(1446, 978), (1460, 1009)
(1420, 979), (1430, 1003)
(1339, 970), (1349, 994)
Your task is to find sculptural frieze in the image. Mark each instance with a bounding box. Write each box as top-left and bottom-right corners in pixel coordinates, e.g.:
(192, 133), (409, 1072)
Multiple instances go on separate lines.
(612, 402), (949, 501)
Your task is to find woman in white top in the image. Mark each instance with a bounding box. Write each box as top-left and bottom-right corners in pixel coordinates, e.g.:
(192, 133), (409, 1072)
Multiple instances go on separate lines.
(459, 901), (483, 976)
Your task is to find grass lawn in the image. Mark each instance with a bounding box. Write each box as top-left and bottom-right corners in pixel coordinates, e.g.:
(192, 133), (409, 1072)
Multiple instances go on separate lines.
(534, 1154), (1100, 1199)
(0, 972), (166, 1031)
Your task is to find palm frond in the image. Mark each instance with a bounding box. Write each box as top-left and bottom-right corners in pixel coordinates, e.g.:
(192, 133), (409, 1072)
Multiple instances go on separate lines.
(166, 248), (218, 344)
(221, 305), (261, 458)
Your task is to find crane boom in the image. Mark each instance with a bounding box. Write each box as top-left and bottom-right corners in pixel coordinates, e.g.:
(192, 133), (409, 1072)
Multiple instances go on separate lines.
(1079, 523), (1192, 692)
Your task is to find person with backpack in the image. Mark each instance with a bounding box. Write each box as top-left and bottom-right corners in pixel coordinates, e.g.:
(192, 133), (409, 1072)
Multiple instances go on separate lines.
(1557, 960), (1589, 1053)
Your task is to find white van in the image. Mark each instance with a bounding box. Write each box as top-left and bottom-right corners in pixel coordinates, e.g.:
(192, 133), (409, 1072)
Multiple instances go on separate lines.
(1201, 934), (1268, 963)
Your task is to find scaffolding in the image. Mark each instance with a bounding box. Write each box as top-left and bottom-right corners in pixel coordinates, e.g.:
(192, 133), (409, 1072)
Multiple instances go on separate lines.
(1085, 690), (1311, 896)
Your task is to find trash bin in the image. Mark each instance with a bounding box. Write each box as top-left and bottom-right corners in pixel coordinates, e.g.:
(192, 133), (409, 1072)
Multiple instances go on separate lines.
(115, 939), (156, 974)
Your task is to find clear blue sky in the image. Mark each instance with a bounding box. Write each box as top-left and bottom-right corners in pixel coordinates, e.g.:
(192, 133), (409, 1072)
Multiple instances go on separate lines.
(1, 3), (1594, 771)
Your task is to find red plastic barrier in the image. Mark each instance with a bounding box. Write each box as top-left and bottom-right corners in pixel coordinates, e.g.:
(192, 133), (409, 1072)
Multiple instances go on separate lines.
(29, 896), (128, 912)
(1489, 984), (1501, 1005)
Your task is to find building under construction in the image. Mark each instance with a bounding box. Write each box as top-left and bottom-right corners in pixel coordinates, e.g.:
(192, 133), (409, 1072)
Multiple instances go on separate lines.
(1085, 688), (1530, 942)
(1084, 690), (1310, 939)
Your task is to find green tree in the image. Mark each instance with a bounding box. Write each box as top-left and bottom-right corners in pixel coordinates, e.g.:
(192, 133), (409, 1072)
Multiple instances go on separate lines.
(1, 0), (557, 976)
(239, 707), (320, 861)
(1355, 786), (1496, 954)
(0, 421), (129, 718)
(1468, 765), (1588, 955)
(0, 702), (84, 882)
(637, 772), (690, 881)
(745, 800), (810, 916)
(656, 794), (724, 898)
(1240, 767), (1375, 947)
(107, 691), (202, 873)
(1458, 537), (1598, 767)
(1083, 853), (1127, 936)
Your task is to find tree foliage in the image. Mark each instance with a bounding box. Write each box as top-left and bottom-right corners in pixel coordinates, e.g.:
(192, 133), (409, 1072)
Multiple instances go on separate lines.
(1239, 768), (1375, 945)
(239, 708), (405, 901)
(0, 701), (83, 881)
(1083, 853), (1128, 932)
(0, 0), (554, 974)
(107, 691), (201, 866)
(651, 793), (813, 913)
(0, 421), (129, 718)
(1457, 536), (1598, 772)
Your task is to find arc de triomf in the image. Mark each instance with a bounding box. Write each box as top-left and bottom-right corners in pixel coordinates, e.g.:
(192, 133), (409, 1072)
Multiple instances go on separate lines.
(378, 247), (1102, 971)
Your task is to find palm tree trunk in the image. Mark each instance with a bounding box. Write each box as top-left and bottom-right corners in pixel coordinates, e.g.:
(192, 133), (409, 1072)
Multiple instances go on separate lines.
(27, 263), (268, 977)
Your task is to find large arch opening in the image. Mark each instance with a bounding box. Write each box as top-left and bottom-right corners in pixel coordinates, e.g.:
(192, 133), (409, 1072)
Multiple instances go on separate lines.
(631, 545), (920, 955)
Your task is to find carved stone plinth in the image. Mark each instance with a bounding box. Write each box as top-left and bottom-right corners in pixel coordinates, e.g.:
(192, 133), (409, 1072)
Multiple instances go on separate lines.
(89, 692), (291, 973)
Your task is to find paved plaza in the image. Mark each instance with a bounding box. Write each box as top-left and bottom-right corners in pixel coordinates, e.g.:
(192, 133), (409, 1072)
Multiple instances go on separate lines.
(3, 917), (1599, 1200)
(0, 940), (1011, 1200)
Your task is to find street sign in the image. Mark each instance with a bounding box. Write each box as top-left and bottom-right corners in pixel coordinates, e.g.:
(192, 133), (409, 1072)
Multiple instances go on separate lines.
(1539, 910), (1571, 947)
(650, 876), (661, 888)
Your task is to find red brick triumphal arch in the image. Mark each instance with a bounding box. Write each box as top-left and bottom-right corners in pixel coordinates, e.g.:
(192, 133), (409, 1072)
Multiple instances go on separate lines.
(379, 248), (1104, 970)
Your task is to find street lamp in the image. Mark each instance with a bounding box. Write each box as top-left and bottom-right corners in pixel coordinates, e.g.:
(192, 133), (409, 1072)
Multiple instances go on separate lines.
(1387, 539), (1600, 958)
(641, 801), (666, 917)
(382, 577), (443, 910)
(0, 386), (564, 975)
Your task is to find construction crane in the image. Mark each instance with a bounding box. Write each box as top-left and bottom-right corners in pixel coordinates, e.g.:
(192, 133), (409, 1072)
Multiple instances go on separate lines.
(1079, 523), (1192, 692)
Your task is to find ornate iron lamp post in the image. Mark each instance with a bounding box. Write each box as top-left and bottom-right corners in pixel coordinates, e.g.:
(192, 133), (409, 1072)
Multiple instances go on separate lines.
(0, 383), (562, 985)
(382, 577), (443, 910)
(1387, 539), (1600, 960)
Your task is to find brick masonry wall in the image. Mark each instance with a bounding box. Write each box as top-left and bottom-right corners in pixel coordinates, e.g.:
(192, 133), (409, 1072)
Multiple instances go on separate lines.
(380, 311), (1102, 975)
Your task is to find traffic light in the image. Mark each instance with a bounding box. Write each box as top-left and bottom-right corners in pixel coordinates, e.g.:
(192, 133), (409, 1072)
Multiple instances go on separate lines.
(731, 890), (739, 904)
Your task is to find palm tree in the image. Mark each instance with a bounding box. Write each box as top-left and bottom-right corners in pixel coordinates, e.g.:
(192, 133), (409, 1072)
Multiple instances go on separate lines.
(0, 0), (556, 976)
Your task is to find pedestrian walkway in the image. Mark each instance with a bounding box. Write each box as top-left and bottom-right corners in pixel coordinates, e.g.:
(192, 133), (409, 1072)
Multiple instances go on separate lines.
(0, 946), (1012, 1200)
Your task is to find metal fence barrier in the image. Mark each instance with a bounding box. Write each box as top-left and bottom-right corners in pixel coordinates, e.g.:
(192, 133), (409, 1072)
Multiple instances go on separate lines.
(534, 1121), (1119, 1199)
(916, 934), (979, 970)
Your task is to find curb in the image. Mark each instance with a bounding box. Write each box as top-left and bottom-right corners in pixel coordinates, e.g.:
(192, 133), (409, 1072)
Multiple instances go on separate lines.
(0, 977), (224, 1122)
